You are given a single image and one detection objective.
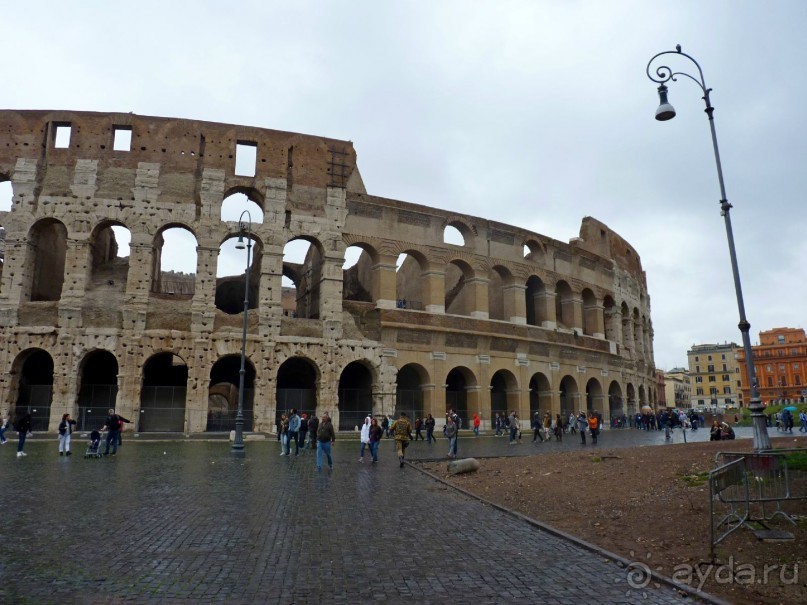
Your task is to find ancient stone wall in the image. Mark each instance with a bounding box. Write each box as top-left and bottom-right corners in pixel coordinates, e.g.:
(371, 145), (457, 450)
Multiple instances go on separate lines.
(0, 110), (655, 434)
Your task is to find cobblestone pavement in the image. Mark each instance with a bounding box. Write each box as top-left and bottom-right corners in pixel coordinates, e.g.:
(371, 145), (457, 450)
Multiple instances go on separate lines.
(0, 428), (765, 604)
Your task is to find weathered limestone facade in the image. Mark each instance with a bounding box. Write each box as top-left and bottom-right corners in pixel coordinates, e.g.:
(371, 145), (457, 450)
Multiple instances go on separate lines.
(0, 110), (656, 434)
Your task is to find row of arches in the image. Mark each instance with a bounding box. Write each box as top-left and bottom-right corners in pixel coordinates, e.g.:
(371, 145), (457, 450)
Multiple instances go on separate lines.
(9, 348), (651, 433)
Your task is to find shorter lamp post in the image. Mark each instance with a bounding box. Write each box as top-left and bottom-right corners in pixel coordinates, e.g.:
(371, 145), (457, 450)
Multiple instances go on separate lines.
(232, 210), (252, 452)
(646, 45), (771, 450)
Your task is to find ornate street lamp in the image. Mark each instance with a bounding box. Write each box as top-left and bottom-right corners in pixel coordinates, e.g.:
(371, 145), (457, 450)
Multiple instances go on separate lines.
(232, 210), (252, 452)
(646, 45), (771, 450)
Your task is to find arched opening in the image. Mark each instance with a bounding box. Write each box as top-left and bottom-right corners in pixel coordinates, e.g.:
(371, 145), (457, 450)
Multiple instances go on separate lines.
(446, 367), (474, 421)
(282, 238), (323, 319)
(633, 308), (642, 357)
(608, 381), (624, 427)
(0, 179), (12, 211)
(581, 288), (597, 336)
(77, 350), (119, 430)
(215, 233), (261, 315)
(395, 363), (428, 419)
(140, 353), (188, 432)
(555, 280), (573, 329)
(151, 226), (197, 297)
(603, 296), (618, 342)
(487, 266), (512, 321)
(638, 384), (647, 407)
(490, 369), (518, 420)
(443, 224), (465, 246)
(626, 383), (637, 416)
(621, 302), (631, 352)
(207, 355), (255, 432)
(276, 357), (318, 423)
(528, 372), (551, 418)
(395, 251), (425, 310)
(585, 378), (604, 417)
(342, 244), (375, 303)
(26, 219), (67, 301)
(559, 375), (579, 417)
(523, 239), (545, 263)
(13, 349), (54, 431)
(525, 275), (547, 327)
(338, 361), (374, 431)
(444, 259), (474, 316)
(220, 191), (264, 224)
(88, 222), (131, 298)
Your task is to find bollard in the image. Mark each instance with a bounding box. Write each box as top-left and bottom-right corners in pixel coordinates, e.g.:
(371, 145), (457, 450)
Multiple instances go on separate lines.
(447, 458), (480, 475)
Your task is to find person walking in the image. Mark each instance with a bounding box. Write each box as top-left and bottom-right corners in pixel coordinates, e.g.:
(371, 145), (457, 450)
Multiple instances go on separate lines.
(587, 412), (599, 444)
(425, 413), (436, 444)
(359, 415), (371, 462)
(568, 412), (577, 435)
(58, 413), (77, 456)
(494, 412), (503, 436)
(368, 417), (383, 463)
(306, 413), (319, 449)
(472, 413), (481, 437)
(445, 415), (458, 458)
(577, 411), (588, 445)
(799, 410), (807, 433)
(414, 417), (424, 441)
(316, 412), (335, 471)
(0, 410), (9, 444)
(554, 414), (563, 442)
(16, 411), (32, 457)
(508, 410), (519, 444)
(531, 412), (543, 443)
(278, 414), (289, 455)
(391, 412), (412, 468)
(100, 408), (123, 456)
(543, 412), (552, 441)
(298, 413), (308, 452)
(287, 408), (301, 455)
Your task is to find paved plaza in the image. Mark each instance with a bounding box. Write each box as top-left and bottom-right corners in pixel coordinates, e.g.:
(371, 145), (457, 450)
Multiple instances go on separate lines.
(0, 427), (764, 604)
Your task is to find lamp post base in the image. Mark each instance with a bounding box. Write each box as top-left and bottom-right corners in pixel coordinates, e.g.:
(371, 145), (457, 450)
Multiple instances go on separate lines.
(748, 398), (772, 451)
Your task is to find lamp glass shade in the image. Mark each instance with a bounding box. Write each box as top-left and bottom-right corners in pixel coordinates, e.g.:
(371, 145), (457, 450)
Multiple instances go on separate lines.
(655, 84), (676, 121)
(234, 235), (246, 250)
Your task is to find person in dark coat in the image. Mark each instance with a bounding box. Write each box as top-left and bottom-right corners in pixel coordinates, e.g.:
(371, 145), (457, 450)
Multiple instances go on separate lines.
(16, 411), (32, 457)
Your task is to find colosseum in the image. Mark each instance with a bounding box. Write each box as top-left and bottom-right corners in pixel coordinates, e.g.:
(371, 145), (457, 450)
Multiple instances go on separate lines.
(0, 110), (656, 434)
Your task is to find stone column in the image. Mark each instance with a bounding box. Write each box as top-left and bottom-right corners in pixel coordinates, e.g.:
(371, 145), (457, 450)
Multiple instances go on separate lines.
(584, 302), (605, 338)
(467, 277), (489, 319)
(422, 267), (446, 314)
(506, 283), (527, 324)
(562, 296), (584, 332)
(538, 291), (557, 329)
(372, 254), (398, 310)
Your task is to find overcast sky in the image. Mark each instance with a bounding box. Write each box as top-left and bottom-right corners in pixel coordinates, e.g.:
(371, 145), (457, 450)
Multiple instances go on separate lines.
(2, 0), (805, 370)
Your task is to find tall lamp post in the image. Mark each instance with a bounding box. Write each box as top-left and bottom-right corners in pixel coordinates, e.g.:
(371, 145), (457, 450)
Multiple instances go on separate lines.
(232, 210), (252, 452)
(646, 45), (771, 451)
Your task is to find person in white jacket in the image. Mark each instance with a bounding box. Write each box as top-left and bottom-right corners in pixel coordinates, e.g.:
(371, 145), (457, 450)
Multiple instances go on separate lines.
(358, 415), (371, 462)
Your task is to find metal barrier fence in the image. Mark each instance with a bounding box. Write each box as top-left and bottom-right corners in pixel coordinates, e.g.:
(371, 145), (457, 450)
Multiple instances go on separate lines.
(709, 449), (807, 558)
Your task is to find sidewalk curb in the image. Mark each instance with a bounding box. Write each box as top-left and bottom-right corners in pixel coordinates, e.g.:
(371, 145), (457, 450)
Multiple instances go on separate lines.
(410, 461), (733, 605)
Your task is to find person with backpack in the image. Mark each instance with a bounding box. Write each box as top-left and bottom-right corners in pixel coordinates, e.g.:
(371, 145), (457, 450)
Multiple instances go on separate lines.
(391, 411), (412, 468)
(315, 412), (335, 471)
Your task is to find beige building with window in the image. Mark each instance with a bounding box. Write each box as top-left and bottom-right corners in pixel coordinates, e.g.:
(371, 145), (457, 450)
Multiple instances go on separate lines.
(664, 367), (692, 409)
(687, 343), (741, 410)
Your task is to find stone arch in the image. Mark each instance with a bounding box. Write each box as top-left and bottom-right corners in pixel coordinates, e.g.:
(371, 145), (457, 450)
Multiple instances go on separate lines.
(608, 381), (623, 425)
(581, 288), (598, 336)
(395, 363), (430, 419)
(490, 368), (519, 420)
(555, 280), (574, 329)
(215, 230), (263, 315)
(487, 265), (514, 321)
(338, 360), (375, 431)
(342, 241), (379, 304)
(559, 375), (580, 416)
(140, 352), (189, 432)
(12, 348), (54, 431)
(88, 221), (131, 296)
(638, 384), (647, 406)
(282, 236), (325, 319)
(445, 366), (477, 422)
(151, 224), (198, 297)
(395, 249), (428, 310)
(207, 355), (256, 432)
(26, 218), (67, 302)
(603, 295), (618, 342)
(276, 356), (320, 422)
(528, 372), (551, 418)
(76, 349), (119, 430)
(444, 258), (475, 316)
(443, 218), (474, 247)
(585, 377), (604, 416)
(523, 238), (546, 264)
(525, 275), (548, 327)
(220, 187), (265, 223)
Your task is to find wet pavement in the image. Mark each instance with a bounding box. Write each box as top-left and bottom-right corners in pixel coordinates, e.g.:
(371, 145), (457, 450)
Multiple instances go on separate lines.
(0, 426), (786, 604)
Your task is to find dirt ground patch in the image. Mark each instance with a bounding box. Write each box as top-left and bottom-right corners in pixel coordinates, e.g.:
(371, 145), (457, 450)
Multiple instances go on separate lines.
(419, 438), (806, 605)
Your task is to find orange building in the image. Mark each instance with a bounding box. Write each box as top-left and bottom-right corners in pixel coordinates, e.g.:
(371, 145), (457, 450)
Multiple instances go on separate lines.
(737, 327), (807, 405)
